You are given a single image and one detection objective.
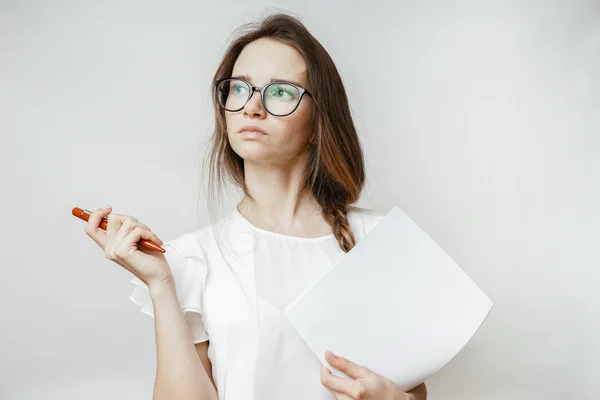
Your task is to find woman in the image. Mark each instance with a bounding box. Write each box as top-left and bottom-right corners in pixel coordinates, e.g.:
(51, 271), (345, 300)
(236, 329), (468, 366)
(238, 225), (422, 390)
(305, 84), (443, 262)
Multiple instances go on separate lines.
(85, 11), (427, 400)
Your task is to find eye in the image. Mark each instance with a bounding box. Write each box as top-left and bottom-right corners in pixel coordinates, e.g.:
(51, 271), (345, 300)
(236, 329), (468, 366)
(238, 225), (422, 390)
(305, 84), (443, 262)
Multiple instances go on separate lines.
(230, 83), (248, 95)
(267, 84), (298, 100)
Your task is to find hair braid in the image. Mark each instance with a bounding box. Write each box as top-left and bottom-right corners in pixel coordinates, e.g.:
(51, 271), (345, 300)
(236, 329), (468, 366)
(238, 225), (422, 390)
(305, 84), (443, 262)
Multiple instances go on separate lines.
(323, 205), (355, 253)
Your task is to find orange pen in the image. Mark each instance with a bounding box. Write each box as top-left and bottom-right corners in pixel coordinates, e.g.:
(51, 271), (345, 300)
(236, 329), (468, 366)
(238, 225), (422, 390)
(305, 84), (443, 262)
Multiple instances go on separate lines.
(72, 207), (165, 253)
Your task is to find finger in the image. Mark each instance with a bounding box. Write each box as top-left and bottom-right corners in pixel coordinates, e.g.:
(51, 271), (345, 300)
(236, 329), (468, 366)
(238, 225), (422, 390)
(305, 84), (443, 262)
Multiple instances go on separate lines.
(137, 221), (150, 231)
(325, 389), (349, 400)
(115, 226), (160, 258)
(129, 221), (158, 242)
(85, 206), (112, 248)
(115, 218), (138, 243)
(114, 218), (160, 244)
(132, 227), (162, 246)
(146, 228), (163, 245)
(106, 212), (122, 242)
(324, 387), (352, 400)
(325, 351), (369, 380)
(320, 365), (357, 400)
(107, 213), (139, 240)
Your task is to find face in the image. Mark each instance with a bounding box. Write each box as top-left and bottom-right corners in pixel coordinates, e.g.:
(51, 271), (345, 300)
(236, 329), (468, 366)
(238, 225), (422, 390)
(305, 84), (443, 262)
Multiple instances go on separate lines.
(225, 37), (313, 164)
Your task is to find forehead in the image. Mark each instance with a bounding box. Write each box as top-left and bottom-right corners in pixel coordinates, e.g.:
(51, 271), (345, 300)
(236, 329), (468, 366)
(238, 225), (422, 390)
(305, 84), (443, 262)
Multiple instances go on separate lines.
(231, 37), (308, 87)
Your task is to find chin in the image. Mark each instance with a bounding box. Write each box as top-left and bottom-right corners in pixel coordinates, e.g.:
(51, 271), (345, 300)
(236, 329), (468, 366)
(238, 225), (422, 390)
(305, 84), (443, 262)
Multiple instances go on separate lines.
(230, 140), (272, 162)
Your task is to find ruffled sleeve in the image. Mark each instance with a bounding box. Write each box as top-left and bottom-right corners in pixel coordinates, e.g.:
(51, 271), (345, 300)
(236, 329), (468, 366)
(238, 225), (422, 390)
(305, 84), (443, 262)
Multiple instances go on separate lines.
(128, 231), (209, 344)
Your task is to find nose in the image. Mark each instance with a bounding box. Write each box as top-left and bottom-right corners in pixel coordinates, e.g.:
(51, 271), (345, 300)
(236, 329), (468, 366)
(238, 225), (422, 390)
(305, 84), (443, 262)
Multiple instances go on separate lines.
(243, 89), (266, 118)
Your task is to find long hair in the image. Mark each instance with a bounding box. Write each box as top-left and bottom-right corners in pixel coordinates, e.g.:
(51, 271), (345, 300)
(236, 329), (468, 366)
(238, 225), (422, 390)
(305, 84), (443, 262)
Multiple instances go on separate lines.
(202, 10), (365, 253)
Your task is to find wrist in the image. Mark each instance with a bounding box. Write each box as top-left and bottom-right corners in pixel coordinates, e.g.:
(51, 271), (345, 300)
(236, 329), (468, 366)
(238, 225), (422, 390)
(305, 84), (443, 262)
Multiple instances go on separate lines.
(148, 279), (176, 298)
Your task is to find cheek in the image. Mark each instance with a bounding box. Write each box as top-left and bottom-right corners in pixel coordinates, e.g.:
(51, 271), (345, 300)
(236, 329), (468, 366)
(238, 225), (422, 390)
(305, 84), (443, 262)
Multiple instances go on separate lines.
(225, 116), (244, 147)
(280, 123), (309, 148)
(282, 108), (312, 144)
(225, 115), (234, 136)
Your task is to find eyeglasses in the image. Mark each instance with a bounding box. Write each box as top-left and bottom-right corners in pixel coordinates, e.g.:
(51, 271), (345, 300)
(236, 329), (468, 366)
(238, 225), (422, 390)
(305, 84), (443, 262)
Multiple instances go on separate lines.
(215, 78), (312, 117)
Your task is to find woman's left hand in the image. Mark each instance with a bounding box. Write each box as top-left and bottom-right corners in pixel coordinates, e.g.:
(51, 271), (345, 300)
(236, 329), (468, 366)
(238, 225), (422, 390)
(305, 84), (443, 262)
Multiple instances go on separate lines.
(320, 351), (409, 400)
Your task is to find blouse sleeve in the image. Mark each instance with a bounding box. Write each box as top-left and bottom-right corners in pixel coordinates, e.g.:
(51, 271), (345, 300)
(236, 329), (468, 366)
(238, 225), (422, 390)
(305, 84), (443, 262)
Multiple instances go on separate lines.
(128, 232), (209, 344)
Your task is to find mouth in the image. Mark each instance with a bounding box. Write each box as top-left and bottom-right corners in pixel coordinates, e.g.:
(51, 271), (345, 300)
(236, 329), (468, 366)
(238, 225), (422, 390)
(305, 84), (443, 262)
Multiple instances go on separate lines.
(238, 130), (265, 139)
(238, 126), (267, 140)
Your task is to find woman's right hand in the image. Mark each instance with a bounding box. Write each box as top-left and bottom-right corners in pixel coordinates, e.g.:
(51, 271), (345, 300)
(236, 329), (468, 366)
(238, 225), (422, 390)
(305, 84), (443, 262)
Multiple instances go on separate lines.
(84, 205), (174, 290)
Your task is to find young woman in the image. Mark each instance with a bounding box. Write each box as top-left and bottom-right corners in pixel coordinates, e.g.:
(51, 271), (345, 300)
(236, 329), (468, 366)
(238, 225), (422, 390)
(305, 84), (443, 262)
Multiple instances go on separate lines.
(85, 12), (427, 400)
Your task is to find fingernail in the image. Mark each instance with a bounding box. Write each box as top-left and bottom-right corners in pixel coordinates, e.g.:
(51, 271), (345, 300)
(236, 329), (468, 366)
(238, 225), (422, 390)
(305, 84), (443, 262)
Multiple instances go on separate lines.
(103, 205), (112, 209)
(326, 351), (335, 358)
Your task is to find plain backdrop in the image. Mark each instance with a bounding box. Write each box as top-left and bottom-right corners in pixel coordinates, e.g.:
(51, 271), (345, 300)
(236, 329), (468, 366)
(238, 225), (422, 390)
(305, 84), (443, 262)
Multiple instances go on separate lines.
(2, 0), (599, 399)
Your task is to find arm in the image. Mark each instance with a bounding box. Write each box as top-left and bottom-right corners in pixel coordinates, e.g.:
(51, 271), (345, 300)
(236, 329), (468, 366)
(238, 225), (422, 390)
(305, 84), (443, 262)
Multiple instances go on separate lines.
(406, 382), (427, 400)
(195, 341), (217, 390)
(150, 282), (218, 400)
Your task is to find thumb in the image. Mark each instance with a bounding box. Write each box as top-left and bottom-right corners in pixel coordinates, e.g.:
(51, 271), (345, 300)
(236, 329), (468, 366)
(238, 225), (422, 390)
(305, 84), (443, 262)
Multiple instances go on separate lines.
(325, 351), (368, 379)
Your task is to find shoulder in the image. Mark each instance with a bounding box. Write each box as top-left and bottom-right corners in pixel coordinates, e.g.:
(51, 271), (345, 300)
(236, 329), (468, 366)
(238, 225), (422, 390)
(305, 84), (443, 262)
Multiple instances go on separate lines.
(163, 211), (240, 259)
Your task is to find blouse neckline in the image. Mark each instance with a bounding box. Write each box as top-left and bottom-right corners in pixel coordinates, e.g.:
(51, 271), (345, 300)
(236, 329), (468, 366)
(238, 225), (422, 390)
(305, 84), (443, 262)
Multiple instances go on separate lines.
(232, 206), (336, 241)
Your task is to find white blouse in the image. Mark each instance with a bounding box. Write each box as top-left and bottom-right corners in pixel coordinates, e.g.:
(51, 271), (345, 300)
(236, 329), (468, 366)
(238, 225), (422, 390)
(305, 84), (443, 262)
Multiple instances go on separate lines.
(129, 206), (384, 400)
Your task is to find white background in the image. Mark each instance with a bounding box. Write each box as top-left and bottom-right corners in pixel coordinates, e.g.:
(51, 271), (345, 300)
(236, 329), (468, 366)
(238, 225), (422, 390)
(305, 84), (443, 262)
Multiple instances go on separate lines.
(2, 0), (599, 399)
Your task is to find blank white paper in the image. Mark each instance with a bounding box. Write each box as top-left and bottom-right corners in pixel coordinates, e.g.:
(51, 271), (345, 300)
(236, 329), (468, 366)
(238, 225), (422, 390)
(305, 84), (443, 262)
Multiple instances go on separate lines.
(283, 206), (493, 391)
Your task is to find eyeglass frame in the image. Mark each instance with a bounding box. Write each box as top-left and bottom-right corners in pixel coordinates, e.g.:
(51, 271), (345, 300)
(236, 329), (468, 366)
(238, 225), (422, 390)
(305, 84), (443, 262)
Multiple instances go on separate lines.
(214, 77), (313, 117)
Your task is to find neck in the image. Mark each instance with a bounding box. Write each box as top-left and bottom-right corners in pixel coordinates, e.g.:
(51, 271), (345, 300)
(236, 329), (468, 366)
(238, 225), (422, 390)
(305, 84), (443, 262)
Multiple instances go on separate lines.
(237, 158), (327, 236)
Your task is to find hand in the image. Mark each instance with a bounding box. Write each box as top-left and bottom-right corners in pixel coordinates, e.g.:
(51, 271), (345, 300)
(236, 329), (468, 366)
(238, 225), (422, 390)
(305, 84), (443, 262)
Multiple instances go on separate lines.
(321, 351), (409, 400)
(85, 205), (173, 289)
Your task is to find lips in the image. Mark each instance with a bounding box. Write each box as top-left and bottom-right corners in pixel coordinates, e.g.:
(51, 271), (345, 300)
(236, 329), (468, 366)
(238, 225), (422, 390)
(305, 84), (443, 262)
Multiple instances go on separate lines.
(238, 130), (265, 139)
(238, 125), (267, 135)
(238, 125), (267, 140)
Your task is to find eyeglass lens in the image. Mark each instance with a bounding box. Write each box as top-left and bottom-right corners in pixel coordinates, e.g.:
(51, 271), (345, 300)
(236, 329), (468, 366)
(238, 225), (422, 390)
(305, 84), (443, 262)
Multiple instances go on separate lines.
(217, 79), (302, 116)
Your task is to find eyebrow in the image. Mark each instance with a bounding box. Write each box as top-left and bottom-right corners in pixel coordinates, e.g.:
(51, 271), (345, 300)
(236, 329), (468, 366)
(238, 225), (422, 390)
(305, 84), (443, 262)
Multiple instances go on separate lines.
(231, 74), (305, 88)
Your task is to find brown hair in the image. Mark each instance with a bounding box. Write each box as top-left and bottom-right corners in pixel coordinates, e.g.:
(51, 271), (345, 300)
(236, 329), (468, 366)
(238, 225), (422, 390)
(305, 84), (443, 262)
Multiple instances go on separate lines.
(203, 11), (365, 253)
